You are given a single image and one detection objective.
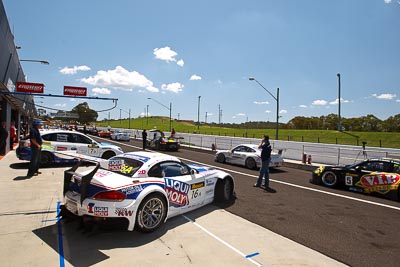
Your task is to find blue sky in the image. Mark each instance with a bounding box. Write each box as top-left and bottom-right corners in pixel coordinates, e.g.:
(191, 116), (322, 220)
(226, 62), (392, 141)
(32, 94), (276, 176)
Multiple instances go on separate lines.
(3, 0), (400, 124)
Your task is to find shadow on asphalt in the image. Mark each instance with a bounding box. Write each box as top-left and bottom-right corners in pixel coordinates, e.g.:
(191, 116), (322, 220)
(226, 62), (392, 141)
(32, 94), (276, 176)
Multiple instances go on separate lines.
(32, 204), (235, 266)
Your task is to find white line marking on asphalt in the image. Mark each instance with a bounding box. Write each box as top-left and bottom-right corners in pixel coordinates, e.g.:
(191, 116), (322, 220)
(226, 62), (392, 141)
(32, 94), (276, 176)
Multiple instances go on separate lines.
(182, 214), (263, 267)
(99, 138), (400, 211)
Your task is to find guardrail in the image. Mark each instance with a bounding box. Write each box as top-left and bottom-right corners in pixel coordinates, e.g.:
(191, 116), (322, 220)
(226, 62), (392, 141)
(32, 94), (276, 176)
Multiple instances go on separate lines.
(98, 127), (400, 166)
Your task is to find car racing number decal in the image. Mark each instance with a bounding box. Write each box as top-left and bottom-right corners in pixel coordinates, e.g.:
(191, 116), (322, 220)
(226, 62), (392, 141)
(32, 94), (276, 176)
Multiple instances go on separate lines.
(87, 147), (99, 156)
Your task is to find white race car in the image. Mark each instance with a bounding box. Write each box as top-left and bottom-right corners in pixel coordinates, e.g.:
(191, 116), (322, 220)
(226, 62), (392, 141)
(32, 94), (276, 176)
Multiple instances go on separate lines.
(215, 144), (284, 169)
(110, 130), (131, 141)
(61, 151), (235, 232)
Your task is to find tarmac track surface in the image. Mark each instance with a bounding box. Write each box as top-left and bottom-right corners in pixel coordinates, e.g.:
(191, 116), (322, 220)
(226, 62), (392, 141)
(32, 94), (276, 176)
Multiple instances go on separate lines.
(101, 137), (400, 267)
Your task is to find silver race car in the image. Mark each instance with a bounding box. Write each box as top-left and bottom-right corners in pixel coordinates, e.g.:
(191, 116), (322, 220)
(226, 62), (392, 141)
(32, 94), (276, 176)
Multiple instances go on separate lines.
(215, 144), (284, 169)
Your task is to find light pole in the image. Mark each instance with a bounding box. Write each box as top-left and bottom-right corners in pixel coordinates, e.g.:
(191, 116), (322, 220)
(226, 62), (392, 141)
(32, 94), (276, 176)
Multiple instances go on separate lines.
(120, 108), (131, 129)
(249, 77), (280, 140)
(146, 105), (149, 128)
(337, 73), (341, 131)
(197, 96), (201, 130)
(16, 59), (50, 81)
(147, 98), (172, 132)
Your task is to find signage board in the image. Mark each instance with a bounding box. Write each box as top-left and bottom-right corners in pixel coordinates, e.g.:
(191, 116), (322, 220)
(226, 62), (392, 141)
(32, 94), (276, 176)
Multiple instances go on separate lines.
(16, 82), (44, 93)
(64, 86), (87, 96)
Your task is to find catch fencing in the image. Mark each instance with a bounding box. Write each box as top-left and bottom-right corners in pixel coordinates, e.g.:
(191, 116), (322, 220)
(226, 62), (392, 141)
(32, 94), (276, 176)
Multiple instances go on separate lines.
(101, 128), (400, 166)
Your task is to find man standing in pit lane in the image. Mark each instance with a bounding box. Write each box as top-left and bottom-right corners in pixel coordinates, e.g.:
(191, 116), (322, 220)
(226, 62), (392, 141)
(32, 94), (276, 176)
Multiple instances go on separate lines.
(254, 135), (276, 192)
(26, 119), (43, 178)
(142, 129), (147, 150)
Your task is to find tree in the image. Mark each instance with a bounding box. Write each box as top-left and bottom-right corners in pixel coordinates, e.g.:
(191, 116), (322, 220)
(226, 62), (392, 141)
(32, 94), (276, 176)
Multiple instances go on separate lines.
(71, 102), (98, 124)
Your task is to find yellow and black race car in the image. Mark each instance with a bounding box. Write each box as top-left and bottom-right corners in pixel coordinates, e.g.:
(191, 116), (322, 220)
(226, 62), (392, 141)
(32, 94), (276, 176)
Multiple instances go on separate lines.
(311, 158), (400, 201)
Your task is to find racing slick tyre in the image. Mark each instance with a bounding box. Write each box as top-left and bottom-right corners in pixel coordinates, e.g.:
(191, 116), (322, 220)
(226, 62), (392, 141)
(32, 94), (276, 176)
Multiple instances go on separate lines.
(321, 171), (338, 187)
(135, 193), (168, 233)
(216, 153), (226, 163)
(40, 151), (54, 166)
(214, 177), (234, 203)
(101, 151), (116, 159)
(245, 158), (257, 169)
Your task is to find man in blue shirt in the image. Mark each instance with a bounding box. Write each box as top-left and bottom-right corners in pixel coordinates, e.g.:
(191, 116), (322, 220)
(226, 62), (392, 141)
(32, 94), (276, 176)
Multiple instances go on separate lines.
(254, 135), (275, 192)
(27, 119), (43, 178)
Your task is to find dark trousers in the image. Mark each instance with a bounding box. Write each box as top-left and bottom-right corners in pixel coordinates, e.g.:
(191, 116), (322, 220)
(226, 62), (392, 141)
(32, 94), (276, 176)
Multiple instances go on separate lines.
(142, 140), (146, 150)
(256, 158), (271, 187)
(27, 147), (41, 176)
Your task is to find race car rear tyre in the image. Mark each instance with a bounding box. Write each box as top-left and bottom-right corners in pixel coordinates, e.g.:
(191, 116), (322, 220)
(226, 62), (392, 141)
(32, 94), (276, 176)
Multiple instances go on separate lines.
(101, 151), (115, 159)
(321, 171), (338, 187)
(216, 153), (226, 163)
(40, 151), (54, 166)
(214, 177), (234, 203)
(135, 193), (167, 233)
(245, 158), (257, 169)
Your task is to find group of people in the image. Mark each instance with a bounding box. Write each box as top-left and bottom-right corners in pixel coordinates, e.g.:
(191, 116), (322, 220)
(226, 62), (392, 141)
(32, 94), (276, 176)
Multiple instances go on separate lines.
(0, 121), (17, 156)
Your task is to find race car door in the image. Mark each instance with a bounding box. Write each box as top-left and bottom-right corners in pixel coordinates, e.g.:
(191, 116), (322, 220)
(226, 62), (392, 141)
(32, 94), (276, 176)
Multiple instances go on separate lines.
(228, 145), (248, 166)
(159, 161), (206, 217)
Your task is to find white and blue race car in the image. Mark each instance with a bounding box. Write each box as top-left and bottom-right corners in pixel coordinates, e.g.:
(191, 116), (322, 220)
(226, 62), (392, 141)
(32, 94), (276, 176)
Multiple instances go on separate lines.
(16, 129), (123, 165)
(61, 151), (235, 232)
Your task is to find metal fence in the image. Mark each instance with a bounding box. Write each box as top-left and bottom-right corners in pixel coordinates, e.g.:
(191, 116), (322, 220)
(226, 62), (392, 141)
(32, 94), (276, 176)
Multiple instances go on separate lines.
(100, 127), (400, 166)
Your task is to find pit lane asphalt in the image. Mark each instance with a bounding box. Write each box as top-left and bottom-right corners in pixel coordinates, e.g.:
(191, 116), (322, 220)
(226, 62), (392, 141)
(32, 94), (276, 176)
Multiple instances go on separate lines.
(1, 136), (399, 267)
(111, 137), (400, 267)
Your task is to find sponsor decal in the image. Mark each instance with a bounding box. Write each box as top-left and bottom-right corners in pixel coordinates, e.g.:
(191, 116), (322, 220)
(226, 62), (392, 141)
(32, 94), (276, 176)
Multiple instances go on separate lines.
(206, 179), (215, 186)
(191, 182), (205, 190)
(95, 169), (112, 178)
(314, 166), (325, 176)
(121, 185), (143, 195)
(356, 173), (400, 194)
(56, 146), (68, 151)
(87, 202), (108, 216)
(115, 208), (134, 217)
(108, 159), (124, 171)
(165, 178), (190, 206)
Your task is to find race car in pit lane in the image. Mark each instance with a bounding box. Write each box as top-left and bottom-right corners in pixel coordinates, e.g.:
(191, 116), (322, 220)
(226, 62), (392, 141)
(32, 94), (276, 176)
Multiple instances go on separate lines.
(311, 158), (400, 201)
(147, 129), (181, 151)
(215, 144), (284, 169)
(16, 129), (123, 165)
(60, 151), (235, 232)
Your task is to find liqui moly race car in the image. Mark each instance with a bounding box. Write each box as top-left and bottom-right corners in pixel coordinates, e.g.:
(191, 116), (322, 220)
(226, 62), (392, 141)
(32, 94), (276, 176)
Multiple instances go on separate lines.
(60, 151), (235, 232)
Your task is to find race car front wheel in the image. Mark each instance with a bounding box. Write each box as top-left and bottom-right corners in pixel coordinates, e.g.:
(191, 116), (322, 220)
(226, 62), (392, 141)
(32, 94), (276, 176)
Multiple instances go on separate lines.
(214, 177), (234, 203)
(321, 171), (338, 187)
(135, 193), (167, 233)
(216, 153), (226, 163)
(101, 151), (115, 159)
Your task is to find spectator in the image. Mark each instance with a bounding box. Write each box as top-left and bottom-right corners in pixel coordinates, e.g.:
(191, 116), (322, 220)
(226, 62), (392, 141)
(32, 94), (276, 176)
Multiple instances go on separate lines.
(0, 121), (8, 156)
(10, 121), (16, 150)
(26, 119), (43, 178)
(142, 129), (147, 150)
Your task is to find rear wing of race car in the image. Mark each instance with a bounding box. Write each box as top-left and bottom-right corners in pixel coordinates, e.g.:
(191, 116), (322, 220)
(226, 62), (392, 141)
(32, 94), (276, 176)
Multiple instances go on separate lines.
(63, 161), (100, 204)
(56, 151), (105, 204)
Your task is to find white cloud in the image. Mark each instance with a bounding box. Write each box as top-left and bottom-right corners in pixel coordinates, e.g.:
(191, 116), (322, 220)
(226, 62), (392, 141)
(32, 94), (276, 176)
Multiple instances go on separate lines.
(396, 99), (400, 102)
(254, 101), (269, 105)
(312, 99), (328, 106)
(329, 98), (350, 105)
(372, 93), (397, 100)
(279, 109), (288, 114)
(190, 74), (202, 81)
(177, 59), (184, 67)
(59, 65), (90, 75)
(81, 66), (159, 93)
(299, 104), (307, 108)
(384, 0), (392, 4)
(161, 82), (184, 93)
(265, 110), (271, 113)
(153, 46), (178, 62)
(92, 87), (111, 95)
(236, 113), (246, 116)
